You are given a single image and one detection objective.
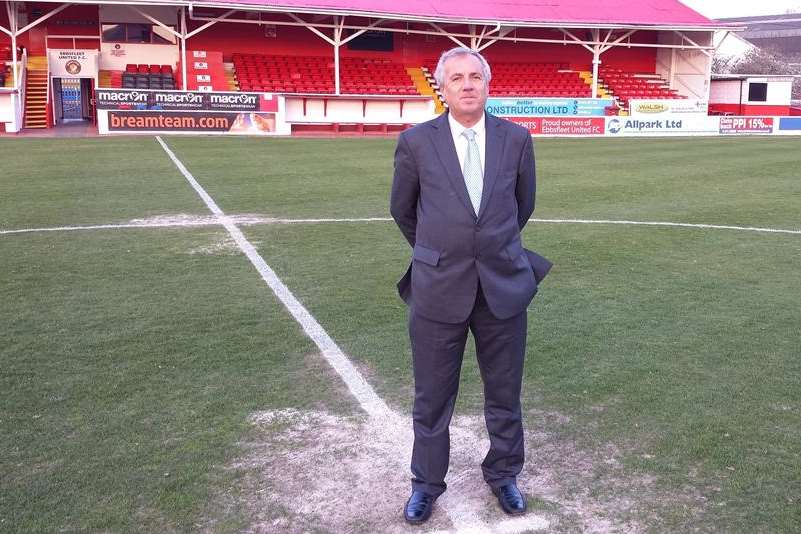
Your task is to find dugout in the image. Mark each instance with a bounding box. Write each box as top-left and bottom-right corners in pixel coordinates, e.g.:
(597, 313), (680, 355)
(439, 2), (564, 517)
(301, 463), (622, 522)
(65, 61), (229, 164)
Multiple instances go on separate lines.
(709, 74), (798, 116)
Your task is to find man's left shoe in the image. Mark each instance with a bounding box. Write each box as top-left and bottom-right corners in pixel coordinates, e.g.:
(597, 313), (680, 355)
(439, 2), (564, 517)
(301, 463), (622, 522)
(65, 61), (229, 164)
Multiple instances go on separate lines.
(492, 483), (527, 515)
(404, 490), (437, 524)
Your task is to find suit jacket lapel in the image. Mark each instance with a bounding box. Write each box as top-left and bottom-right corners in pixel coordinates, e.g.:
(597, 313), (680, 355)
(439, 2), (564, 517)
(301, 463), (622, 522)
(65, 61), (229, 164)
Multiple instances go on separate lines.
(477, 113), (506, 220)
(429, 112), (477, 219)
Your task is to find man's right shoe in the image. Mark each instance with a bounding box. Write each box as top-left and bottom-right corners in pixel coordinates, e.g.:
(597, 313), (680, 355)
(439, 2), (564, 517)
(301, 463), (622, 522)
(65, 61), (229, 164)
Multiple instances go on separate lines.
(403, 490), (436, 524)
(492, 483), (527, 515)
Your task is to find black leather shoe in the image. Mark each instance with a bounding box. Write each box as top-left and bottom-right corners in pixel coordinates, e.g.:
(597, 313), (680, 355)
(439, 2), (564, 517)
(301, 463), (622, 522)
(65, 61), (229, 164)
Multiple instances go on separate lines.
(404, 490), (436, 524)
(492, 483), (527, 515)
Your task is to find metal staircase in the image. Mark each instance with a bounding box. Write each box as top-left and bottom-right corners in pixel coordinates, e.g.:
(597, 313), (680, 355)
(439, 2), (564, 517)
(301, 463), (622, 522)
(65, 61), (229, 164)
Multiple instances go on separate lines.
(24, 56), (48, 129)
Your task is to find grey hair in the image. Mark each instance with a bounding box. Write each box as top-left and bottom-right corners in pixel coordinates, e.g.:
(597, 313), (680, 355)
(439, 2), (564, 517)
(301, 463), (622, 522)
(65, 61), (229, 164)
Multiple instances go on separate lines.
(433, 47), (492, 88)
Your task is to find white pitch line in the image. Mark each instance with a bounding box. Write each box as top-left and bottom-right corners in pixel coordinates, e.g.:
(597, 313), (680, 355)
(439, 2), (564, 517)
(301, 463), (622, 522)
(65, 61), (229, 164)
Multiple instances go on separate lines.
(3, 216), (800, 238)
(0, 220), (216, 236)
(532, 217), (801, 235)
(274, 217), (392, 223)
(0, 217), (388, 236)
(154, 136), (494, 531)
(156, 136), (393, 419)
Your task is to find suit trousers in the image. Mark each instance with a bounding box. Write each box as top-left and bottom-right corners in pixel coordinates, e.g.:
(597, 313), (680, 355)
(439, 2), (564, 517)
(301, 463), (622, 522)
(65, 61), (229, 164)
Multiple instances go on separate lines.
(409, 283), (527, 497)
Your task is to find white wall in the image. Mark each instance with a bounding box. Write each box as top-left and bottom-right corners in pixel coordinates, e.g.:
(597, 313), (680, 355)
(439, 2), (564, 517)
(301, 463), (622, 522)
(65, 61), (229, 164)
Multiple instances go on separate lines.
(0, 92), (23, 133)
(712, 78), (794, 105)
(744, 78), (793, 105)
(0, 93), (16, 122)
(709, 79), (742, 104)
(99, 43), (178, 72)
(656, 31), (713, 99)
(284, 96), (435, 124)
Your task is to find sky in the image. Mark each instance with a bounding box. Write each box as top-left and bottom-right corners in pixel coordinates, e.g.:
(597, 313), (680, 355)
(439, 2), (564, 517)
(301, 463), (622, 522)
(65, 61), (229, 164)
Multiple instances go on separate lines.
(680, 0), (801, 18)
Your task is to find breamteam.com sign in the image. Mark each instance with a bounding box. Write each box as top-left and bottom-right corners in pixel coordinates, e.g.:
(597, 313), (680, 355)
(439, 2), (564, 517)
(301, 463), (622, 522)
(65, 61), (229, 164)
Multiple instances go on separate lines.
(605, 116), (719, 136)
(95, 89), (277, 113)
(486, 97), (613, 117)
(105, 111), (277, 134)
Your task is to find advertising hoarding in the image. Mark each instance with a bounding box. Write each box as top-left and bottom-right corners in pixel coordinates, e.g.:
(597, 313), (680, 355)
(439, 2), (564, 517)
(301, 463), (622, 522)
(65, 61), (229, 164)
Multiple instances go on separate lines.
(95, 88), (278, 113)
(104, 110), (278, 134)
(719, 117), (774, 134)
(628, 99), (708, 117)
(486, 97), (613, 117)
(508, 117), (605, 135)
(605, 116), (719, 136)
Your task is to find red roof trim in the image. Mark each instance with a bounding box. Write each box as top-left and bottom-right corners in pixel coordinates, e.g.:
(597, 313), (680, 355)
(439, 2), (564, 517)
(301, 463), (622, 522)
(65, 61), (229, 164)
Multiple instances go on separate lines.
(191, 0), (719, 28)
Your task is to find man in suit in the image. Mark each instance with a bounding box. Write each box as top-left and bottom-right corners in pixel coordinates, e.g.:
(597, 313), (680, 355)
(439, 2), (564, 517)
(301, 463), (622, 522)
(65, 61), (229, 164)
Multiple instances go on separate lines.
(391, 47), (549, 524)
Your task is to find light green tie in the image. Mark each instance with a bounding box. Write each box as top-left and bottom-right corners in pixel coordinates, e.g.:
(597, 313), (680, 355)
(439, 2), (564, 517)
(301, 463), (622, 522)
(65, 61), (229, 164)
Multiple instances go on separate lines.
(462, 128), (483, 215)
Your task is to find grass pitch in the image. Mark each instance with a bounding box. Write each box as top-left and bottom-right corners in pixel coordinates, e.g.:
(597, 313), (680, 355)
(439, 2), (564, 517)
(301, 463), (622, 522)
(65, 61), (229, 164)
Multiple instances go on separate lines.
(1, 135), (800, 532)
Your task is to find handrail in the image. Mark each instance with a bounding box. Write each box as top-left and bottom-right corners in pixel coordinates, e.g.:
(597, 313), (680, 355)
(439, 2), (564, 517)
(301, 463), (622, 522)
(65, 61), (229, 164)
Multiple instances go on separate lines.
(16, 47), (27, 92)
(15, 48), (27, 130)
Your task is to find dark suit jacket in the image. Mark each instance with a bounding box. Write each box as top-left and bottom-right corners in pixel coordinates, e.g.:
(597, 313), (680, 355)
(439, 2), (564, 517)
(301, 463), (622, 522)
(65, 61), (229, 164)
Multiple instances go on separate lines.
(391, 111), (547, 324)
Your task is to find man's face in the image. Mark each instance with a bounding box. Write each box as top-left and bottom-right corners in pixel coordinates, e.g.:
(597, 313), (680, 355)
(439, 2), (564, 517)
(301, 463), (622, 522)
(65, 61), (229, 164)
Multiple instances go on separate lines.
(441, 53), (489, 124)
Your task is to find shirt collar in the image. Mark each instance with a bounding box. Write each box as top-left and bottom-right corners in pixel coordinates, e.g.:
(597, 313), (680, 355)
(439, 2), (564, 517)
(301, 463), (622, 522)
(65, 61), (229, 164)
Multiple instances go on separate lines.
(448, 111), (486, 140)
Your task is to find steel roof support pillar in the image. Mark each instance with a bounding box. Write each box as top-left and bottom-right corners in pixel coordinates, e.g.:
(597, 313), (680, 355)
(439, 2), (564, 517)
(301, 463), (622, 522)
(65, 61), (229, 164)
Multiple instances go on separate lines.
(5, 1), (18, 89)
(591, 29), (601, 98)
(180, 8), (188, 90)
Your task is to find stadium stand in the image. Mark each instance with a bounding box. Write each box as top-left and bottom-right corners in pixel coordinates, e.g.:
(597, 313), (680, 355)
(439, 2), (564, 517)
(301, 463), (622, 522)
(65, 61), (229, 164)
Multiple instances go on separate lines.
(2, 0), (742, 133)
(120, 64), (175, 90)
(599, 67), (684, 110)
(232, 53), (332, 93)
(182, 51), (228, 91)
(99, 70), (123, 88)
(421, 59), (593, 98)
(232, 53), (419, 95)
(340, 57), (418, 95)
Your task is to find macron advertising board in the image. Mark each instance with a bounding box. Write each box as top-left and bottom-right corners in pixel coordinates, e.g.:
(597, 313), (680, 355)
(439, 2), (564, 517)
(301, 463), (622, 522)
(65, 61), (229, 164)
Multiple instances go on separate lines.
(95, 88), (278, 113)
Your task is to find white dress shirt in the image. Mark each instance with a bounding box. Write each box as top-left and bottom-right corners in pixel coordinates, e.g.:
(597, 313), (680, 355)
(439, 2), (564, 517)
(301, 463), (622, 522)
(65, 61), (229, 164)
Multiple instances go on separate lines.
(448, 112), (486, 176)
